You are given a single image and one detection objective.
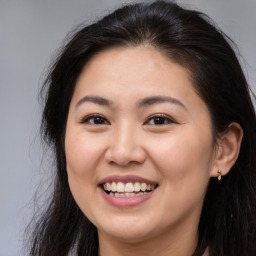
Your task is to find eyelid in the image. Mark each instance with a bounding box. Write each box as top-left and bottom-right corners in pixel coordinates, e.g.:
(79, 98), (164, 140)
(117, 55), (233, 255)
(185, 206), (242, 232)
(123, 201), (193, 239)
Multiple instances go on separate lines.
(80, 113), (176, 126)
(144, 113), (177, 125)
(80, 114), (110, 125)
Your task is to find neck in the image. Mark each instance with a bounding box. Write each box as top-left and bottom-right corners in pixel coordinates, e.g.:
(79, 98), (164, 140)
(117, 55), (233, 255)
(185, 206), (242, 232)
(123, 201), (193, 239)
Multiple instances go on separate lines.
(98, 221), (198, 256)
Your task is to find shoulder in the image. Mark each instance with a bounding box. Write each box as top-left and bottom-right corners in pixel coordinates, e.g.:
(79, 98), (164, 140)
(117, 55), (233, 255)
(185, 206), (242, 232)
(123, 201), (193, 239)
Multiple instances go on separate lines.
(202, 247), (209, 256)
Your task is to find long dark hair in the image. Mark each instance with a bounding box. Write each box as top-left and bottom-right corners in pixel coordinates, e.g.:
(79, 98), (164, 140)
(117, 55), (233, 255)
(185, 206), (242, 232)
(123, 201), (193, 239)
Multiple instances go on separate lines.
(28, 1), (256, 255)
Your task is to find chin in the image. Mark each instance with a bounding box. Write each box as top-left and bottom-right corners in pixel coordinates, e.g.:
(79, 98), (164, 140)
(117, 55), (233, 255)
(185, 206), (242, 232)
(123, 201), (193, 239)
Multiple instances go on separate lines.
(97, 218), (155, 243)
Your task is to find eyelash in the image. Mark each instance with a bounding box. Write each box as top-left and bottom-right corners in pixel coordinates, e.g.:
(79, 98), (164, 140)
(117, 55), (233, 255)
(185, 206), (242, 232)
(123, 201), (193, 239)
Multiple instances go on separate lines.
(81, 114), (176, 126)
(81, 114), (110, 125)
(144, 114), (176, 125)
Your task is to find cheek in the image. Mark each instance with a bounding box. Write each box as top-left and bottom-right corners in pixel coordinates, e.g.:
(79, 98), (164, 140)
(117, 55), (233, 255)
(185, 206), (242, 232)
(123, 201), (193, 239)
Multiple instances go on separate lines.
(148, 128), (214, 184)
(65, 131), (102, 178)
(65, 130), (100, 197)
(65, 132), (102, 216)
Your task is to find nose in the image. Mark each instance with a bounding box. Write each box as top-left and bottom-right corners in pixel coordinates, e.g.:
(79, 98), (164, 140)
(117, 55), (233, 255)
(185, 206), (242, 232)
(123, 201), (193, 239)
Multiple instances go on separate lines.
(104, 123), (146, 166)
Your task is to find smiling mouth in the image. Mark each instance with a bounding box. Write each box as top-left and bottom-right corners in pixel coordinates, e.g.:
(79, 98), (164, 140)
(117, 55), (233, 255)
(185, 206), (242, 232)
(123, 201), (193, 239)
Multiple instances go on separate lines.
(102, 181), (157, 198)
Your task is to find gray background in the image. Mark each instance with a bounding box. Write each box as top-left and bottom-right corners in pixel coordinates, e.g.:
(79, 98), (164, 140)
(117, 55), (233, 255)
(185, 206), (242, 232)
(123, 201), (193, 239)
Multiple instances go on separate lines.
(0, 0), (255, 255)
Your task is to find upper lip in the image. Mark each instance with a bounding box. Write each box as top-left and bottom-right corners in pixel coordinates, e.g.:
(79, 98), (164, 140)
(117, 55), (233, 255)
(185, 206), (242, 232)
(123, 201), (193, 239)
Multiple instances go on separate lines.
(98, 175), (158, 185)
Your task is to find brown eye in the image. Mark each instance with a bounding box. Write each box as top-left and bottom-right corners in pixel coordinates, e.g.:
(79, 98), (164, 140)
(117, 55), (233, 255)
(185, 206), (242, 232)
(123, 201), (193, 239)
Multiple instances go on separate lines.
(145, 114), (175, 125)
(82, 115), (110, 125)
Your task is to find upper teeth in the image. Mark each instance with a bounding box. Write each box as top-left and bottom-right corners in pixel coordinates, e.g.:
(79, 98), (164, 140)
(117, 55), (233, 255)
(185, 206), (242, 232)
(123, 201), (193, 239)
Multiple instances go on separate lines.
(103, 182), (155, 193)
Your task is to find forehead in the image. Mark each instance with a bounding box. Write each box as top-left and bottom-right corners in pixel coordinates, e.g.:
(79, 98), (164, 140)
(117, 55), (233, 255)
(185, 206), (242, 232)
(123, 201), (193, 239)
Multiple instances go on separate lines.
(74, 46), (195, 98)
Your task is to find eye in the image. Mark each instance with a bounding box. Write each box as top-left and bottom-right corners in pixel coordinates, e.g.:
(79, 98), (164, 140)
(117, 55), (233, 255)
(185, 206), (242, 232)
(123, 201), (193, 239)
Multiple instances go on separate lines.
(81, 114), (110, 125)
(144, 114), (176, 125)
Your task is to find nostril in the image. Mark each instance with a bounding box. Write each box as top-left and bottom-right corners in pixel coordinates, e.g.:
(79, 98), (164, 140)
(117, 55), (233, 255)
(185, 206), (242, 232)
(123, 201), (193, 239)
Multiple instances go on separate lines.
(104, 145), (146, 166)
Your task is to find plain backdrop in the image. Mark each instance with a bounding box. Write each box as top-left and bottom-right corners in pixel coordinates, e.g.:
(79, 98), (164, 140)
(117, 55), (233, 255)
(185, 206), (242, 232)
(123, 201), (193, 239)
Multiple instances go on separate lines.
(0, 0), (255, 255)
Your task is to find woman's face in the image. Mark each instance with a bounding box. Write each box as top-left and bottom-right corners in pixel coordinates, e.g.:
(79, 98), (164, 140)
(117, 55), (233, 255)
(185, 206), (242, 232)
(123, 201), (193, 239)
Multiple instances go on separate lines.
(65, 46), (217, 244)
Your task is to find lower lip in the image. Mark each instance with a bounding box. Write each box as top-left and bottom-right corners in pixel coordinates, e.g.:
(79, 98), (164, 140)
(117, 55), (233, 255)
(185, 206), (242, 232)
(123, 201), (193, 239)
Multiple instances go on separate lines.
(100, 187), (156, 208)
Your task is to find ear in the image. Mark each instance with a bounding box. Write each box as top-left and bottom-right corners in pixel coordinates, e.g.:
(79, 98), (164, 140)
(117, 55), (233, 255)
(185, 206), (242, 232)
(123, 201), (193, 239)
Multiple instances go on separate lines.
(210, 122), (243, 178)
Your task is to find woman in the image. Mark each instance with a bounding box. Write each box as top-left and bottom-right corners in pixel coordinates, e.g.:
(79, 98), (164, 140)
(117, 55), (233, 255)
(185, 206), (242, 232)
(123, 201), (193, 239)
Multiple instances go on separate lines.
(28, 1), (256, 255)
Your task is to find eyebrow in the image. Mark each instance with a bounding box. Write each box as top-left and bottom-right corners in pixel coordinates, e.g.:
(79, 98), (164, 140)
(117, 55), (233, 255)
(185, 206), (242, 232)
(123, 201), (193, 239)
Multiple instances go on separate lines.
(137, 96), (188, 111)
(75, 95), (187, 111)
(75, 96), (113, 109)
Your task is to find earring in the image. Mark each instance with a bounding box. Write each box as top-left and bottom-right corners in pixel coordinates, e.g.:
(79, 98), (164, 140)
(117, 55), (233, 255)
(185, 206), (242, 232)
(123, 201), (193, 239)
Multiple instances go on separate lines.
(217, 170), (222, 181)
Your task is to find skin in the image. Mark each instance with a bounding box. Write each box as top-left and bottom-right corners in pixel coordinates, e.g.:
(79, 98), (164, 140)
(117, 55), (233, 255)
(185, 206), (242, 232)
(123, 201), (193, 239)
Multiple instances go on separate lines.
(65, 46), (242, 256)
